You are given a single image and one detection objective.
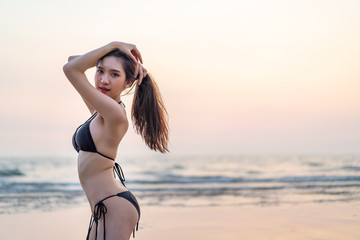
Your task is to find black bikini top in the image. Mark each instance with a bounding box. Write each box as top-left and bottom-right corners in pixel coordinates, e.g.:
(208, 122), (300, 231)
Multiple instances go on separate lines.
(72, 102), (124, 161)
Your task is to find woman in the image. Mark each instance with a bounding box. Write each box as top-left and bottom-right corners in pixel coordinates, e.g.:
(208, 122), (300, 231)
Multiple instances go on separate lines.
(63, 41), (169, 240)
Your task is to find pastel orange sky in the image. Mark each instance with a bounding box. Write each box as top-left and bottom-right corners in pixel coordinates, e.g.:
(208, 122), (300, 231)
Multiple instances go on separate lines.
(0, 0), (359, 156)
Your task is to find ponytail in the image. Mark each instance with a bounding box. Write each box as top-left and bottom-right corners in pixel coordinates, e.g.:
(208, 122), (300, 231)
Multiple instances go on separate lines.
(98, 49), (169, 152)
(131, 74), (169, 153)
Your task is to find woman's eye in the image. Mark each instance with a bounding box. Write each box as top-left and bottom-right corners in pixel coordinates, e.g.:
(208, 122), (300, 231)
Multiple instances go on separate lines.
(112, 73), (119, 77)
(96, 69), (103, 74)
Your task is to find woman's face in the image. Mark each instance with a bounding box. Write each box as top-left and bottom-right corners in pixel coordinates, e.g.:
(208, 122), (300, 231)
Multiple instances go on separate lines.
(95, 56), (130, 100)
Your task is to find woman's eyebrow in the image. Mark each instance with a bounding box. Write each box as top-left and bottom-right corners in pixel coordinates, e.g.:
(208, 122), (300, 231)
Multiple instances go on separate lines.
(97, 65), (121, 73)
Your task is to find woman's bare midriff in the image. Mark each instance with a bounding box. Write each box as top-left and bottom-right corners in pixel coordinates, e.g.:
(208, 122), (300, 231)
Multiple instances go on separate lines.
(77, 151), (128, 210)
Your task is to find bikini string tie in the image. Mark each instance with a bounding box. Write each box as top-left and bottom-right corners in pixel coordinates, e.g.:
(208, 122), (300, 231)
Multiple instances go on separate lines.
(86, 200), (108, 240)
(113, 162), (126, 186)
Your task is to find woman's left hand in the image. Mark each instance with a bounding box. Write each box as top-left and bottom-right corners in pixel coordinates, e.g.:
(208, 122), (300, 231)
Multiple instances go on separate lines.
(137, 65), (147, 86)
(110, 41), (143, 64)
(109, 42), (147, 85)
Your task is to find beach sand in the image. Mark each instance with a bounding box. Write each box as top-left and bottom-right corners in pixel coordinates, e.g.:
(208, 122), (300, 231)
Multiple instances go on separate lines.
(0, 202), (359, 240)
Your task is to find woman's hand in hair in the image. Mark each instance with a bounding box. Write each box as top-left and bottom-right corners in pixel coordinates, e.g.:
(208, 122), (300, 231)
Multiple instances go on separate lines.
(137, 65), (147, 86)
(109, 41), (143, 64)
(109, 41), (146, 85)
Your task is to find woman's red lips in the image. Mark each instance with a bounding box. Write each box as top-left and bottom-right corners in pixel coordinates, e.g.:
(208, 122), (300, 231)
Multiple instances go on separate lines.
(99, 87), (110, 93)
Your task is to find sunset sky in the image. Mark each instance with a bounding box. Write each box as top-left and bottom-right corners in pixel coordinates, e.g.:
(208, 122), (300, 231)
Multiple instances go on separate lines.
(0, 0), (359, 156)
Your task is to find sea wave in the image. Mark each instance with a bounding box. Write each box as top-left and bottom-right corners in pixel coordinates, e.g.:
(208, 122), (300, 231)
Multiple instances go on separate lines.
(130, 175), (360, 184)
(341, 165), (360, 171)
(0, 181), (81, 194)
(0, 169), (25, 177)
(0, 155), (359, 213)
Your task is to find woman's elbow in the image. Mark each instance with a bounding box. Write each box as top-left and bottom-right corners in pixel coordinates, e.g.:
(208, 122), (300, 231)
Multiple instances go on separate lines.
(63, 62), (75, 81)
(63, 61), (71, 72)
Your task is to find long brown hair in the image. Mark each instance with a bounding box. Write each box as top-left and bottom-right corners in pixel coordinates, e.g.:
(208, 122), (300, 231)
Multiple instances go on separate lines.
(98, 50), (169, 153)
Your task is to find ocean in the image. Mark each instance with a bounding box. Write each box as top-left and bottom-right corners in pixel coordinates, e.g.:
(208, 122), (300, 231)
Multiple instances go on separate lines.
(0, 154), (359, 214)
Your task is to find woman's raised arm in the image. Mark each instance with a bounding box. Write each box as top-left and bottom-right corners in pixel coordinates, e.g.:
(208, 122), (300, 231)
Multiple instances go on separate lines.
(66, 55), (94, 114)
(63, 42), (142, 122)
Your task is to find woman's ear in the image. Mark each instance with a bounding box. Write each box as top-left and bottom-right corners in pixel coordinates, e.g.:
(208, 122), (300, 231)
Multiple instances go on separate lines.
(125, 79), (135, 89)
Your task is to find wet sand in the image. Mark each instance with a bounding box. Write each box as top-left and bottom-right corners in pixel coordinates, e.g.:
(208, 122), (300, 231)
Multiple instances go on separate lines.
(0, 202), (359, 240)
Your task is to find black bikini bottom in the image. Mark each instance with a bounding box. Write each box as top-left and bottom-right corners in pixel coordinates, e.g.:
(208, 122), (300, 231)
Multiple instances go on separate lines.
(86, 191), (141, 240)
